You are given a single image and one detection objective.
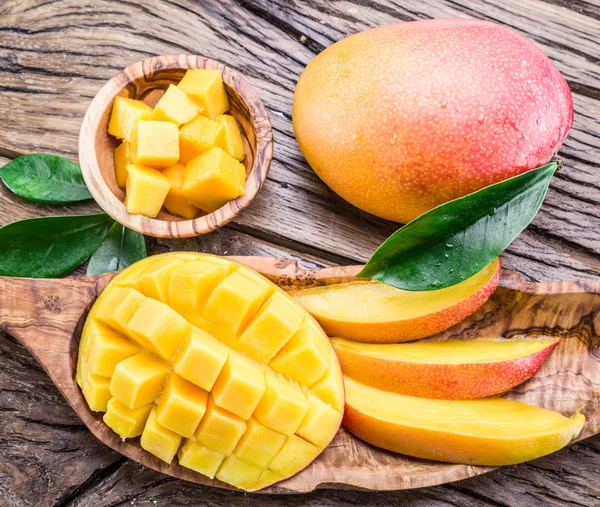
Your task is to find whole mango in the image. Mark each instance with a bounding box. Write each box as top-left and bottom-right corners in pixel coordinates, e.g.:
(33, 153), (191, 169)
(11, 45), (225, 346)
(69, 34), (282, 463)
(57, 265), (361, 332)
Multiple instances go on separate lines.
(292, 19), (573, 223)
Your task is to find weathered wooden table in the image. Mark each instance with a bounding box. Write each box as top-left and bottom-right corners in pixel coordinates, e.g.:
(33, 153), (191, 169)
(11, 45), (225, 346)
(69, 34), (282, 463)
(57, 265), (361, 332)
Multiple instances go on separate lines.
(1, 1), (599, 505)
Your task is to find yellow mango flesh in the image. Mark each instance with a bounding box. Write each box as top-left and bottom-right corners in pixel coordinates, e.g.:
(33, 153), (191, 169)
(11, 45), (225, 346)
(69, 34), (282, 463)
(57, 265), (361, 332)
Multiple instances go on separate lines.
(179, 115), (226, 163)
(151, 84), (202, 126)
(108, 96), (152, 141)
(125, 164), (171, 218)
(77, 253), (344, 491)
(177, 69), (230, 119)
(113, 142), (131, 189)
(162, 164), (201, 219)
(103, 397), (152, 438)
(156, 374), (208, 437)
(343, 377), (585, 466)
(131, 120), (180, 169)
(178, 440), (225, 479)
(216, 114), (246, 161)
(183, 147), (246, 213)
(140, 406), (182, 464)
(194, 397), (247, 455)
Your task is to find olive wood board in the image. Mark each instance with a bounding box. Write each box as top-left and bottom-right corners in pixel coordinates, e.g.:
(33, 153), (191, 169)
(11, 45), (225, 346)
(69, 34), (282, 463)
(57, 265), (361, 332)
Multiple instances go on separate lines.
(0, 256), (598, 494)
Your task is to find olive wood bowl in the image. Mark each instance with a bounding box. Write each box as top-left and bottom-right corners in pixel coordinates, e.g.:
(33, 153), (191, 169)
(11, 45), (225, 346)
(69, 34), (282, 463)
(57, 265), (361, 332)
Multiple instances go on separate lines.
(79, 54), (273, 238)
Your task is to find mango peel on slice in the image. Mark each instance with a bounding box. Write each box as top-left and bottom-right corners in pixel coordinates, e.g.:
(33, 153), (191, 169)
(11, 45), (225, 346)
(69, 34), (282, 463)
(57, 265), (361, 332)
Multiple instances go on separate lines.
(76, 253), (344, 491)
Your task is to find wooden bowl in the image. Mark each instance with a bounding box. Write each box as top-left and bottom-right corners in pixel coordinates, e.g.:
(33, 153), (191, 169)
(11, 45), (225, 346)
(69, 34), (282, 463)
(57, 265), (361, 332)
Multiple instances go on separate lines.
(79, 54), (273, 238)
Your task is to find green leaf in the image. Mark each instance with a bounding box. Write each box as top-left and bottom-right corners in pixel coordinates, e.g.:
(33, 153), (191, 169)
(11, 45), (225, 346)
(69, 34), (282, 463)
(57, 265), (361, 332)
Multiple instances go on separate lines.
(358, 161), (558, 291)
(0, 153), (92, 203)
(0, 214), (115, 278)
(86, 222), (147, 275)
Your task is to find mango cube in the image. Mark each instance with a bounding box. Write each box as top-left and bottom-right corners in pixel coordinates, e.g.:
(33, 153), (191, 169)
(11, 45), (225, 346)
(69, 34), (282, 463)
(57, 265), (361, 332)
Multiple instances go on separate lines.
(268, 435), (320, 476)
(195, 397), (247, 455)
(94, 287), (145, 335)
(140, 407), (182, 464)
(110, 353), (168, 408)
(255, 470), (284, 490)
(114, 141), (131, 189)
(136, 257), (185, 302)
(108, 96), (152, 141)
(151, 84), (202, 126)
(211, 352), (266, 419)
(156, 374), (208, 437)
(178, 440), (225, 478)
(80, 367), (112, 412)
(131, 120), (179, 169)
(238, 293), (304, 362)
(215, 114), (246, 161)
(174, 328), (229, 391)
(162, 164), (201, 219)
(103, 397), (152, 438)
(183, 147), (246, 213)
(168, 259), (230, 323)
(297, 395), (340, 448)
(177, 69), (230, 119)
(253, 370), (308, 435)
(125, 164), (171, 218)
(201, 268), (271, 338)
(216, 455), (263, 491)
(234, 418), (286, 468)
(270, 327), (329, 386)
(126, 298), (191, 360)
(87, 324), (140, 377)
(179, 115), (226, 163)
(310, 354), (344, 412)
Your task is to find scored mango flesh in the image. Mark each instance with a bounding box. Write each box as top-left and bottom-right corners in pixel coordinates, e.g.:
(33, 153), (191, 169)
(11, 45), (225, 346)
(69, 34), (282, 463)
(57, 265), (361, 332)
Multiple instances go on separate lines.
(77, 253), (343, 491)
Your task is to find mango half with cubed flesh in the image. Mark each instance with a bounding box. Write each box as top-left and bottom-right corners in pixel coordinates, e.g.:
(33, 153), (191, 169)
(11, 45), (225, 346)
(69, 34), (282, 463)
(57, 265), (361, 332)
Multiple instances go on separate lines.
(292, 258), (500, 342)
(76, 253), (344, 491)
(343, 376), (585, 466)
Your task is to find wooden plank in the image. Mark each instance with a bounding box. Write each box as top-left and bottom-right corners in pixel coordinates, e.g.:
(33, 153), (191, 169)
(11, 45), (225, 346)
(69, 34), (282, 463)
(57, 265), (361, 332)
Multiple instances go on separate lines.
(0, 0), (598, 272)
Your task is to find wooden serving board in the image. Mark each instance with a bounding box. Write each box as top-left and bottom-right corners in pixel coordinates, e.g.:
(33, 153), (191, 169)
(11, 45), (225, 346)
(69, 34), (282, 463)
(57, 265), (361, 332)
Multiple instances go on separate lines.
(1, 256), (599, 494)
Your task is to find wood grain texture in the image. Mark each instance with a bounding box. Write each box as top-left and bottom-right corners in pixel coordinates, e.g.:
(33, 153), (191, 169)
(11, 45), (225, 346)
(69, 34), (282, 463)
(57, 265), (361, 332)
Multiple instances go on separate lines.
(79, 53), (273, 238)
(0, 259), (599, 498)
(0, 0), (599, 505)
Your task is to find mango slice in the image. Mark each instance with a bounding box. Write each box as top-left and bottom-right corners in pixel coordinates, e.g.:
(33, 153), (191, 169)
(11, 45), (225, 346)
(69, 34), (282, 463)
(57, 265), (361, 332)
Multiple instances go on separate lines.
(183, 147), (246, 213)
(77, 253), (344, 491)
(162, 164), (201, 219)
(179, 115), (226, 163)
(131, 120), (180, 169)
(216, 114), (246, 161)
(113, 141), (131, 189)
(332, 337), (559, 400)
(343, 376), (585, 466)
(151, 84), (202, 126)
(125, 164), (171, 218)
(177, 69), (230, 119)
(108, 96), (152, 142)
(292, 258), (500, 342)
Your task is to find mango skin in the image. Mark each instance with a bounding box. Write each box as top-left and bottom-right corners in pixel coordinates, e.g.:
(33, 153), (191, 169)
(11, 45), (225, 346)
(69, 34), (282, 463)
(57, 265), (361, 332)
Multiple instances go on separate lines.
(293, 19), (573, 223)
